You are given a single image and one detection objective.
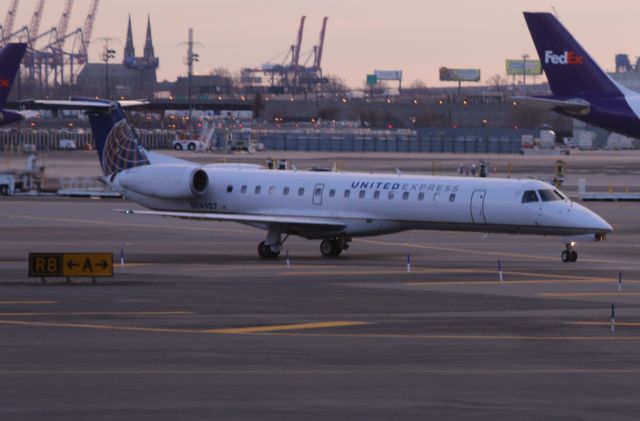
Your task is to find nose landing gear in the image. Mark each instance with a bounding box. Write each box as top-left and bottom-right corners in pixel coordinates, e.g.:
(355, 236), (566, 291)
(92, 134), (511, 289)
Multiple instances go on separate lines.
(561, 244), (578, 262)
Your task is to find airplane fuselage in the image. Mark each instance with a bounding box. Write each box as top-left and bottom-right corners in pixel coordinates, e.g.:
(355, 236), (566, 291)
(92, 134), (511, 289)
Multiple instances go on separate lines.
(116, 166), (611, 240)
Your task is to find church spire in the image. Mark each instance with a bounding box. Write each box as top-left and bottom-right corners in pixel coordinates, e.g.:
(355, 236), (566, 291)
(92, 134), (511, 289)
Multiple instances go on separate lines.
(143, 14), (155, 60)
(124, 14), (135, 59)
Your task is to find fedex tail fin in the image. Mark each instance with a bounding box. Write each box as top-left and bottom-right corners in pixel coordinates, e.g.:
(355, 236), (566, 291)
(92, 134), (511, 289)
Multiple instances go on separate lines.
(0, 43), (27, 107)
(524, 12), (621, 98)
(85, 100), (150, 177)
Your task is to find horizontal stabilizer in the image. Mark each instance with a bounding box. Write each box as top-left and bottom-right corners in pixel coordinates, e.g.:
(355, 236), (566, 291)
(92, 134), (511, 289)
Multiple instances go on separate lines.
(116, 209), (346, 231)
(513, 96), (590, 116)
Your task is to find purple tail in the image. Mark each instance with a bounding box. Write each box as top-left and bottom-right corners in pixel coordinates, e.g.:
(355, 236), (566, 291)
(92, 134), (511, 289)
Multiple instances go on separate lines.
(0, 43), (27, 106)
(524, 12), (621, 98)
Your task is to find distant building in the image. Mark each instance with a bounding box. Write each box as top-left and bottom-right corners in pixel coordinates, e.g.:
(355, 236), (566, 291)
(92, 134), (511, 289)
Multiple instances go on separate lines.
(76, 15), (159, 98)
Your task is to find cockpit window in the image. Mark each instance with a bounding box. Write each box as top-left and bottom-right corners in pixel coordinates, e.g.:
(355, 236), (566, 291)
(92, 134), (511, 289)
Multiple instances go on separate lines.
(554, 189), (568, 200)
(522, 190), (539, 203)
(538, 189), (563, 202)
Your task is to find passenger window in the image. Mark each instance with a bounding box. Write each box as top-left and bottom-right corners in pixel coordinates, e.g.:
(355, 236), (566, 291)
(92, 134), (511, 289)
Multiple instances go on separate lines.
(226, 185), (233, 193)
(402, 192), (409, 200)
(522, 190), (538, 203)
(388, 191), (395, 200)
(283, 187), (290, 196)
(374, 191), (380, 199)
(329, 189), (336, 197)
(538, 189), (562, 201)
(240, 185), (247, 194)
(298, 187), (305, 196)
(315, 187), (322, 197)
(344, 189), (351, 198)
(269, 186), (276, 195)
(418, 192), (425, 201)
(359, 190), (366, 199)
(449, 193), (456, 202)
(255, 186), (261, 194)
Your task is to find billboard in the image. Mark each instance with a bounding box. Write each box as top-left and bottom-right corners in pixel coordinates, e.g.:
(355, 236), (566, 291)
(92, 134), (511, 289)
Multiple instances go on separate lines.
(506, 60), (542, 76)
(374, 70), (402, 81)
(439, 67), (481, 82)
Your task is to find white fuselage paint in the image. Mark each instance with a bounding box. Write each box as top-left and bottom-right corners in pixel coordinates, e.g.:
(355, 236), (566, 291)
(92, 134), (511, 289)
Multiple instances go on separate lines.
(115, 166), (612, 240)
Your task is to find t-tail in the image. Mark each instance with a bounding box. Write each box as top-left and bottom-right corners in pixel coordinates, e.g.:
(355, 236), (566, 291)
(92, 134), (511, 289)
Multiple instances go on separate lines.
(522, 12), (640, 137)
(85, 100), (150, 177)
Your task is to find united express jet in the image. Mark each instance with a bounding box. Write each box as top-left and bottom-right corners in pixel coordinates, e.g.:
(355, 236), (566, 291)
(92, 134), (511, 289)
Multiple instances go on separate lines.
(72, 99), (612, 262)
(520, 12), (640, 138)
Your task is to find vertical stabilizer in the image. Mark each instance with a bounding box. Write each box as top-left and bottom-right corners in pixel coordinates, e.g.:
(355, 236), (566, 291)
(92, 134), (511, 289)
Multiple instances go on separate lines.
(524, 12), (622, 97)
(0, 43), (26, 106)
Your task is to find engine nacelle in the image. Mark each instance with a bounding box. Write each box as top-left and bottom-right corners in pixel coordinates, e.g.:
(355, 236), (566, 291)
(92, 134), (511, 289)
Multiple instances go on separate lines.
(116, 164), (209, 199)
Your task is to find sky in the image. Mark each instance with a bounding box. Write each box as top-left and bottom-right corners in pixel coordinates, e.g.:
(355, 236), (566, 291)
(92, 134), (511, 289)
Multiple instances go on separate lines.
(7, 0), (640, 88)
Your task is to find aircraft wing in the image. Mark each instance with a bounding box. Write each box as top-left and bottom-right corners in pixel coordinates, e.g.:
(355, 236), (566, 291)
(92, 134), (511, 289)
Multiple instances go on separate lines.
(116, 209), (346, 231)
(17, 99), (149, 110)
(513, 96), (590, 116)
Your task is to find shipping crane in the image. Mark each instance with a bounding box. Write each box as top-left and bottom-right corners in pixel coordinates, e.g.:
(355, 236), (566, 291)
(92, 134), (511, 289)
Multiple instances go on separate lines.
(1, 0), (20, 45)
(313, 17), (328, 71)
(241, 16), (329, 93)
(55, 0), (74, 50)
(28, 0), (46, 44)
(79, 0), (100, 63)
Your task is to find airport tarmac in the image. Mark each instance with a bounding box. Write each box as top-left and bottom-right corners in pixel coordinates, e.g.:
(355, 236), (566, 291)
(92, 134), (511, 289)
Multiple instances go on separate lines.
(1, 152), (640, 419)
(0, 195), (640, 420)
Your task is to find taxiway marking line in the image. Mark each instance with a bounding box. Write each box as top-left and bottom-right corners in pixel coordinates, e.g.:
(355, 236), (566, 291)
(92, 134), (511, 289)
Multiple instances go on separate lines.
(358, 238), (632, 265)
(279, 268), (640, 285)
(185, 264), (341, 273)
(279, 268), (495, 277)
(0, 311), (193, 317)
(566, 321), (640, 327)
(0, 301), (56, 305)
(402, 279), (613, 287)
(0, 213), (251, 234)
(1, 318), (639, 341)
(0, 319), (199, 334)
(540, 292), (640, 297)
(1, 368), (639, 375)
(405, 279), (634, 287)
(205, 321), (370, 334)
(0, 319), (369, 335)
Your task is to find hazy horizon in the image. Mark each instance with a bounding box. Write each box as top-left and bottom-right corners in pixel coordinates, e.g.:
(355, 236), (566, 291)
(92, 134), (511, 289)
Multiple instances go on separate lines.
(7, 1), (640, 89)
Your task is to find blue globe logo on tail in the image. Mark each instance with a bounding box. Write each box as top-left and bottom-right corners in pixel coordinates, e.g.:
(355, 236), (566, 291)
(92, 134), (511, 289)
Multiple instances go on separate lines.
(101, 119), (150, 176)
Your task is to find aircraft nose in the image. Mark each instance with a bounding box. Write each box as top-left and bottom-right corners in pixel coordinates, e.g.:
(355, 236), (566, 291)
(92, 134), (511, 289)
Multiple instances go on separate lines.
(573, 202), (613, 233)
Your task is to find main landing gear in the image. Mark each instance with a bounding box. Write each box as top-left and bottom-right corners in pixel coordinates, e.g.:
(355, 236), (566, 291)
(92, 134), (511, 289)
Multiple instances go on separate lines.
(258, 241), (280, 259)
(561, 243), (578, 263)
(320, 236), (350, 257)
(257, 226), (288, 259)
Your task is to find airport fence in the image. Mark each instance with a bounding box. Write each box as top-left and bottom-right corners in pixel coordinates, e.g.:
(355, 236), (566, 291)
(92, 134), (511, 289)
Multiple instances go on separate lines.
(0, 127), (526, 154)
(255, 128), (526, 154)
(0, 129), (175, 151)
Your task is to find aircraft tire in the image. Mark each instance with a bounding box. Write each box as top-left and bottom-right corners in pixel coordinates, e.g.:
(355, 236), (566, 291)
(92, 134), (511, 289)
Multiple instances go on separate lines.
(561, 250), (570, 262)
(258, 241), (279, 259)
(320, 239), (343, 257)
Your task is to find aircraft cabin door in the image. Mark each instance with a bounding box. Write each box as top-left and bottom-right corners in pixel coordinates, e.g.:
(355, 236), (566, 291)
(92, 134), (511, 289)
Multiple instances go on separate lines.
(312, 183), (325, 205)
(470, 189), (486, 224)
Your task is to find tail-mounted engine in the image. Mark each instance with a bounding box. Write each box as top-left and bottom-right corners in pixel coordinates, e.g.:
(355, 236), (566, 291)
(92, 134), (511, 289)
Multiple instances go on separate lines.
(116, 164), (209, 198)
